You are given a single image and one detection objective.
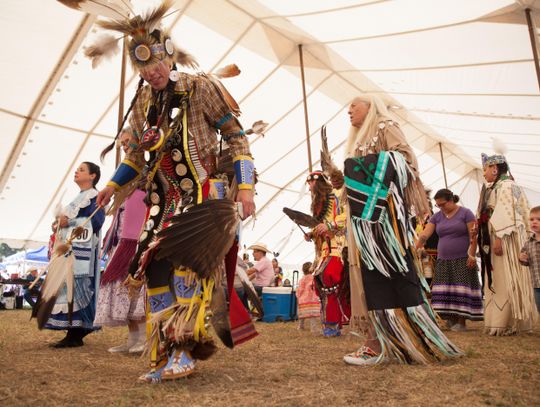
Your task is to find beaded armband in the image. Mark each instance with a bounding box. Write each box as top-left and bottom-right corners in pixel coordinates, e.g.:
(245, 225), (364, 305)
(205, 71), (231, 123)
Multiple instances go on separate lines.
(215, 112), (233, 129)
(233, 155), (254, 190)
(107, 159), (142, 190)
(222, 130), (245, 142)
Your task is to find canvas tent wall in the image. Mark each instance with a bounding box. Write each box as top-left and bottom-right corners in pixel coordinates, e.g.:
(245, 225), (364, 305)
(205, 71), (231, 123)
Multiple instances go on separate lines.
(0, 0), (538, 268)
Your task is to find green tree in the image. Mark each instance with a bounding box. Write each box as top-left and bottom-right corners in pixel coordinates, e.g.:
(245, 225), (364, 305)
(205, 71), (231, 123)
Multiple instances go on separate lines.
(0, 243), (20, 261)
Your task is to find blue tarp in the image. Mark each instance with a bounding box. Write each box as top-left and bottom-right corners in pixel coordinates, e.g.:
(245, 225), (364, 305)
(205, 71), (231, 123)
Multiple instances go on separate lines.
(4, 245), (106, 269)
(3, 246), (49, 266)
(25, 246), (49, 263)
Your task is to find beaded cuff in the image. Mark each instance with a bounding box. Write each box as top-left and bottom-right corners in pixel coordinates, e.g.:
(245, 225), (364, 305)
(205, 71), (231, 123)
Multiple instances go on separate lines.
(107, 159), (141, 190)
(222, 129), (245, 142)
(209, 178), (226, 199)
(215, 112), (233, 129)
(233, 155), (254, 190)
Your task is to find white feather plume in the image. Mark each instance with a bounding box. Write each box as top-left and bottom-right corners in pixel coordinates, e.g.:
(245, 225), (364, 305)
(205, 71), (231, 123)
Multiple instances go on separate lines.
(492, 138), (508, 155)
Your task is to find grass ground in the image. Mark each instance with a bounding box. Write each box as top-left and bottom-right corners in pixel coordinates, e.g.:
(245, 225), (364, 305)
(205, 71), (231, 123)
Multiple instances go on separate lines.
(0, 310), (539, 407)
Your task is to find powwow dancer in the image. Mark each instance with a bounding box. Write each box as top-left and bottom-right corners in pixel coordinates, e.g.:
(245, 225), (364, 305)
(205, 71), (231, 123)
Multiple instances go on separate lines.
(78, 0), (261, 383)
(35, 162), (105, 348)
(94, 128), (146, 353)
(340, 94), (462, 366)
(305, 170), (350, 337)
(296, 261), (321, 333)
(477, 152), (535, 335)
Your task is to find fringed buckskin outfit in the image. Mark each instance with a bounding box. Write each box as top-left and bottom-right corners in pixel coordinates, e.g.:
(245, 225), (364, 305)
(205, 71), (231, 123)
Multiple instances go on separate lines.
(477, 163), (536, 336)
(345, 120), (462, 364)
(310, 185), (350, 336)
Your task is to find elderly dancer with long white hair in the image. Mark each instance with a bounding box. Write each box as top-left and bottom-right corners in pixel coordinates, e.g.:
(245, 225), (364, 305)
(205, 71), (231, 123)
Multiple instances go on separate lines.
(341, 94), (462, 366)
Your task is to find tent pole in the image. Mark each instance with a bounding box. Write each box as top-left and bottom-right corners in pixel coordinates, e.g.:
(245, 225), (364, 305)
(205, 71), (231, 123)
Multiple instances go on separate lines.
(438, 142), (448, 188)
(298, 44), (313, 172)
(475, 168), (483, 195)
(115, 39), (128, 166)
(525, 8), (540, 92)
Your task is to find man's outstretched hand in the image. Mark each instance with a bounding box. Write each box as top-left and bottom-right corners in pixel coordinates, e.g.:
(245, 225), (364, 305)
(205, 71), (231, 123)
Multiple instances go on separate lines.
(97, 185), (115, 207)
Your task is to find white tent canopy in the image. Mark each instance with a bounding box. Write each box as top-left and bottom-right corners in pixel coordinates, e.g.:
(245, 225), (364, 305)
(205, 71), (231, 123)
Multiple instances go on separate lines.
(1, 0), (539, 269)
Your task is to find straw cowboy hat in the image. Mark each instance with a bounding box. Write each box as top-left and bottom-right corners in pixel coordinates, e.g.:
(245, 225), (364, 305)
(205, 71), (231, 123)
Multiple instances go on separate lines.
(247, 243), (270, 253)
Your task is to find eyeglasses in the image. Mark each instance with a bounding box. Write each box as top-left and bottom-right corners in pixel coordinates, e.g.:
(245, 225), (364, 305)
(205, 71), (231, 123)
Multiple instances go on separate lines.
(435, 201), (449, 209)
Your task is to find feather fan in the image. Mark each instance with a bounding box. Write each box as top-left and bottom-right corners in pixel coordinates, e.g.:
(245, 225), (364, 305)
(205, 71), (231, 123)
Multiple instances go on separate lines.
(209, 281), (234, 348)
(236, 259), (263, 315)
(32, 206), (102, 329)
(283, 207), (319, 229)
(32, 245), (75, 329)
(57, 0), (133, 19)
(320, 125), (344, 189)
(156, 199), (240, 278)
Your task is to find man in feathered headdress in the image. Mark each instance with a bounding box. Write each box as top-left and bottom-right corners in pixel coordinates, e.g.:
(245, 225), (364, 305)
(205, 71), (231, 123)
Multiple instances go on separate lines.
(304, 170), (350, 337)
(77, 0), (258, 383)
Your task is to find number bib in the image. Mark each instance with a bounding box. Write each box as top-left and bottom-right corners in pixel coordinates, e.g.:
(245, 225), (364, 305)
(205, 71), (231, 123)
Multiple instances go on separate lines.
(71, 226), (92, 243)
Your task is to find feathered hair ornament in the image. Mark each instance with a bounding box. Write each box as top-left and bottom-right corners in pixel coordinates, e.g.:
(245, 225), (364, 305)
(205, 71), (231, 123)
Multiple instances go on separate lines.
(84, 34), (121, 69)
(75, 0), (198, 70)
(213, 64), (241, 79)
(320, 125), (344, 189)
(57, 0), (133, 20)
(481, 138), (508, 167)
(246, 120), (269, 137)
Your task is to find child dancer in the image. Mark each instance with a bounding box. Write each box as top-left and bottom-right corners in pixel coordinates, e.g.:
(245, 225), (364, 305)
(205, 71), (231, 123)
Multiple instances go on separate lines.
(296, 262), (320, 333)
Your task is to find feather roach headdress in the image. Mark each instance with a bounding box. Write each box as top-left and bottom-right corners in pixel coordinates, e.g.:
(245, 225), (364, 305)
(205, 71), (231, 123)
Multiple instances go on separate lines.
(481, 138), (509, 167)
(78, 0), (197, 70)
(320, 125), (344, 189)
(57, 0), (133, 20)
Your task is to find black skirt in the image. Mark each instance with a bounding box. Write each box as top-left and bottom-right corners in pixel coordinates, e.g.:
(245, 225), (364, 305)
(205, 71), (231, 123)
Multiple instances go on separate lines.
(361, 252), (423, 310)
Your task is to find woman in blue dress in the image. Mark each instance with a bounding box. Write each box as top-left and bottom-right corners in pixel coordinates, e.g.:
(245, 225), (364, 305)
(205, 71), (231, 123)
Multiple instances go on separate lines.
(46, 161), (105, 348)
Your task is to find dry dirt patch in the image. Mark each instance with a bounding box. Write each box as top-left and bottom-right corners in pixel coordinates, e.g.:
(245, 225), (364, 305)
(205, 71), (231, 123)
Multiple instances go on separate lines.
(0, 310), (538, 406)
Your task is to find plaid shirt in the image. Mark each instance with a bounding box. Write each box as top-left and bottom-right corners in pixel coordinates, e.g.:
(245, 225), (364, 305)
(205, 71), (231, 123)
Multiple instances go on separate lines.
(521, 235), (540, 288)
(127, 72), (251, 173)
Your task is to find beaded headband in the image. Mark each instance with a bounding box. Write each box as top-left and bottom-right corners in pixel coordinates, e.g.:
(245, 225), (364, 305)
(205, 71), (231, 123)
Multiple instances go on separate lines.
(481, 153), (507, 167)
(306, 171), (328, 183)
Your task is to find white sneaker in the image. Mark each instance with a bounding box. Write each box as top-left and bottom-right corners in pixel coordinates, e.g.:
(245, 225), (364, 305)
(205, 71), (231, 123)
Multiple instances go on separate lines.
(128, 341), (146, 353)
(343, 346), (386, 366)
(108, 343), (131, 353)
